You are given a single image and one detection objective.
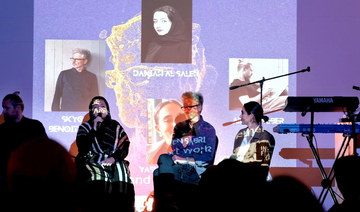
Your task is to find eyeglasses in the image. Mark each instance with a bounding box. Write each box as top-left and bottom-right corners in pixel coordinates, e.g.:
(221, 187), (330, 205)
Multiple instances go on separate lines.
(70, 58), (86, 61)
(181, 104), (199, 110)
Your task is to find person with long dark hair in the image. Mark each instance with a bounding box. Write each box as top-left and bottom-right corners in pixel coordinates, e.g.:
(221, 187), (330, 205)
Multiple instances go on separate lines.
(75, 96), (134, 212)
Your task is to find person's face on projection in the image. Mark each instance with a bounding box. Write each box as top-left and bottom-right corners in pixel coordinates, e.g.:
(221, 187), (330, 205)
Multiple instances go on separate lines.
(71, 53), (88, 71)
(156, 102), (184, 145)
(153, 11), (172, 36)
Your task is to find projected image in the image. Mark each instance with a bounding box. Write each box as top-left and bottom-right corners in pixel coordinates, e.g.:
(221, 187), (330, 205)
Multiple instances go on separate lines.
(229, 58), (289, 112)
(103, 12), (217, 197)
(104, 14), (214, 130)
(146, 99), (186, 164)
(44, 40), (106, 112)
(34, 1), (297, 209)
(141, 0), (192, 63)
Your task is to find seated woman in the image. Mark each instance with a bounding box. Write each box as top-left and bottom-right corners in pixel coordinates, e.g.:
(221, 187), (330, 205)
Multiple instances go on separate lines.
(75, 96), (134, 212)
(230, 101), (275, 180)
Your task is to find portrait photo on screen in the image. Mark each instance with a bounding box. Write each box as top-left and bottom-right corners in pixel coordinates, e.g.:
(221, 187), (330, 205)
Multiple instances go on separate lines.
(141, 0), (192, 64)
(146, 98), (186, 164)
(229, 58), (289, 112)
(44, 40), (106, 112)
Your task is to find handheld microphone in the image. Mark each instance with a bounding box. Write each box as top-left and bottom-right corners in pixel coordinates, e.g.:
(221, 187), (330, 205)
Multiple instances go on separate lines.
(95, 113), (103, 130)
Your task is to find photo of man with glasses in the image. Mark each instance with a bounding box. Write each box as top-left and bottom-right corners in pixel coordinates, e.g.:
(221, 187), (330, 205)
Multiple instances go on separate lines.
(51, 48), (99, 111)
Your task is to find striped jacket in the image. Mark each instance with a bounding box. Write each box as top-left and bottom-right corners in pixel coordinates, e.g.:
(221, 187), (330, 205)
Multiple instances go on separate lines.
(76, 119), (132, 184)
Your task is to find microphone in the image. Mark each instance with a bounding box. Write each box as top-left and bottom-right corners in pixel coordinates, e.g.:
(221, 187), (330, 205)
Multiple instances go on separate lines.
(353, 86), (360, 91)
(96, 122), (102, 130)
(95, 113), (103, 130)
(301, 66), (310, 73)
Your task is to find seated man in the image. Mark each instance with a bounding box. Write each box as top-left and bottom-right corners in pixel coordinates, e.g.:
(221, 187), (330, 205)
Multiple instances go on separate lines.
(154, 91), (218, 184)
(152, 92), (218, 212)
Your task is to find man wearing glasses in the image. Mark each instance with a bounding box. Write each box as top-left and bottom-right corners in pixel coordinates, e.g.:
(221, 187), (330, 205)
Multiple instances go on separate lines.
(153, 91), (217, 211)
(51, 48), (99, 111)
(154, 91), (218, 183)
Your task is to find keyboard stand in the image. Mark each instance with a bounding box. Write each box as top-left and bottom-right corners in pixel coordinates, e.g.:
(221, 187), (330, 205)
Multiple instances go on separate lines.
(318, 132), (353, 205)
(349, 113), (359, 156)
(321, 113), (360, 205)
(302, 110), (339, 206)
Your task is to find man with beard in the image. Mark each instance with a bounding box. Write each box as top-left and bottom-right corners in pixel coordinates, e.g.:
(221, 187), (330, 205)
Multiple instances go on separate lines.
(0, 92), (47, 193)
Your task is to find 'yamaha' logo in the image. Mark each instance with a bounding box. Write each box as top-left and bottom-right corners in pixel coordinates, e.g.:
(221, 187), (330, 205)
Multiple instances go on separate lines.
(313, 97), (334, 104)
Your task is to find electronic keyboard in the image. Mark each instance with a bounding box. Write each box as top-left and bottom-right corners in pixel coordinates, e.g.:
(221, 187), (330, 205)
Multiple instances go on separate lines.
(273, 124), (360, 134)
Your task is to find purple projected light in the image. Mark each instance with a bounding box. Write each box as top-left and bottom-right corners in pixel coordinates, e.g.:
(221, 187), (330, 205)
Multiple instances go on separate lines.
(33, 0), (297, 209)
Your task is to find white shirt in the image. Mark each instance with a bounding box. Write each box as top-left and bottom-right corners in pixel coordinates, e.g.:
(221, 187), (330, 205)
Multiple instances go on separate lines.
(236, 126), (259, 161)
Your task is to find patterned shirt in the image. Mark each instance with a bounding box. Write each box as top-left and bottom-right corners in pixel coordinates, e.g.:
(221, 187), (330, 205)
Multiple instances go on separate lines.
(232, 126), (275, 167)
(171, 116), (217, 175)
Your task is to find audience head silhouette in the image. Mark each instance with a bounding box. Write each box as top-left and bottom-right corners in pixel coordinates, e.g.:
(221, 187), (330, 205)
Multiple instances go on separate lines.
(6, 137), (77, 211)
(328, 155), (360, 212)
(266, 175), (324, 212)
